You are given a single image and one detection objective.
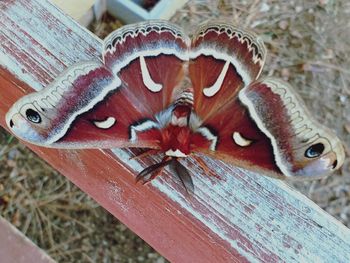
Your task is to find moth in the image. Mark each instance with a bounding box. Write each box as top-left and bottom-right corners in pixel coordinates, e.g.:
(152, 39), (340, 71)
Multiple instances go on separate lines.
(6, 20), (345, 193)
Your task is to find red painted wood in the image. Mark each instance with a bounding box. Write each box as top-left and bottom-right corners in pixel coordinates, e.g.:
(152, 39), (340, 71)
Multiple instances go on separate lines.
(0, 68), (244, 262)
(0, 1), (246, 261)
(1, 1), (350, 262)
(0, 216), (55, 263)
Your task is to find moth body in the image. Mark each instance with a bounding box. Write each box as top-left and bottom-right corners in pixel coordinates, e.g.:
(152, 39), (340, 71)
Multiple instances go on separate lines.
(142, 89), (213, 160)
(160, 104), (193, 157)
(6, 20), (345, 193)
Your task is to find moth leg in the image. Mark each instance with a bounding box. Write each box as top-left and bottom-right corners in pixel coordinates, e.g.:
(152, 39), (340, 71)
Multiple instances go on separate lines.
(136, 156), (171, 184)
(192, 155), (220, 179)
(170, 159), (194, 196)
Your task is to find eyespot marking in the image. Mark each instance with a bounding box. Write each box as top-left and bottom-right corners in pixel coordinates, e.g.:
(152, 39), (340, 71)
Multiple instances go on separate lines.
(26, 109), (42, 123)
(139, 55), (162, 92)
(93, 117), (116, 129)
(305, 143), (325, 158)
(233, 132), (253, 147)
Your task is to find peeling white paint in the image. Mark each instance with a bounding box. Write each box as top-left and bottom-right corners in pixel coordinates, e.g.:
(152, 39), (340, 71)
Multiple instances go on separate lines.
(3, 1), (350, 261)
(0, 53), (44, 92)
(0, 0), (102, 92)
(112, 149), (350, 263)
(106, 179), (130, 213)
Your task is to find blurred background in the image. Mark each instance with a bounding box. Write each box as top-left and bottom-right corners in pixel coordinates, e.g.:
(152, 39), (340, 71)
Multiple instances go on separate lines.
(0, 0), (349, 262)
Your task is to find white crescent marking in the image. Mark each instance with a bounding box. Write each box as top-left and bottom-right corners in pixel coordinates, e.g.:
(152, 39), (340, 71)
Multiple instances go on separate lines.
(165, 149), (187, 157)
(233, 132), (253, 147)
(139, 55), (163, 92)
(203, 60), (230, 97)
(190, 49), (252, 88)
(93, 117), (116, 129)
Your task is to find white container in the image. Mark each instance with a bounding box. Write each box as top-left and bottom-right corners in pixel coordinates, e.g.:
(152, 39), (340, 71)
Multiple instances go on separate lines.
(52, 0), (106, 26)
(107, 0), (188, 23)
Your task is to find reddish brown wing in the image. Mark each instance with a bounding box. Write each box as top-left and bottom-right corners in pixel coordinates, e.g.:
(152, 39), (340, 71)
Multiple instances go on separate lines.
(61, 21), (191, 148)
(54, 61), (162, 149)
(189, 23), (266, 122)
(193, 96), (280, 176)
(189, 23), (281, 177)
(6, 21), (190, 149)
(104, 20), (190, 114)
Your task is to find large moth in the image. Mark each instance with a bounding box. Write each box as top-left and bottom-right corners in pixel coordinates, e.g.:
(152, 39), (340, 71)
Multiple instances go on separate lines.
(6, 20), (345, 193)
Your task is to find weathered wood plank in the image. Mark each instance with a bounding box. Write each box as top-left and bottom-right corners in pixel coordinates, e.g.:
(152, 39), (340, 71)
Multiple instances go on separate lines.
(0, 216), (55, 263)
(1, 0), (350, 262)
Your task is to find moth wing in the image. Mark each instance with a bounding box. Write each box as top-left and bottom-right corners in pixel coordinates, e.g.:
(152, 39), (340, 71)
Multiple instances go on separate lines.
(187, 23), (278, 176)
(6, 61), (150, 148)
(103, 20), (190, 114)
(7, 21), (190, 148)
(192, 77), (345, 179)
(189, 22), (266, 122)
(238, 77), (345, 179)
(191, 97), (280, 178)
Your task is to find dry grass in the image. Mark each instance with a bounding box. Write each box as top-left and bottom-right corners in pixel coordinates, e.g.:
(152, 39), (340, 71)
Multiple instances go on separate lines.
(0, 129), (164, 262)
(1, 0), (349, 262)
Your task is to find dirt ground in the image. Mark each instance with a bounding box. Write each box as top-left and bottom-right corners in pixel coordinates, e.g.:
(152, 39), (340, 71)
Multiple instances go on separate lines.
(1, 0), (349, 262)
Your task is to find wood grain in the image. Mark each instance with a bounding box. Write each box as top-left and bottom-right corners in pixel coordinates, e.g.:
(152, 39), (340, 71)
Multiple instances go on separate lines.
(1, 0), (350, 262)
(0, 216), (55, 263)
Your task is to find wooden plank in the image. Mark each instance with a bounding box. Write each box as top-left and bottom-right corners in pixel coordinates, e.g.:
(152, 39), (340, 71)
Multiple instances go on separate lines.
(0, 216), (55, 263)
(1, 0), (350, 262)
